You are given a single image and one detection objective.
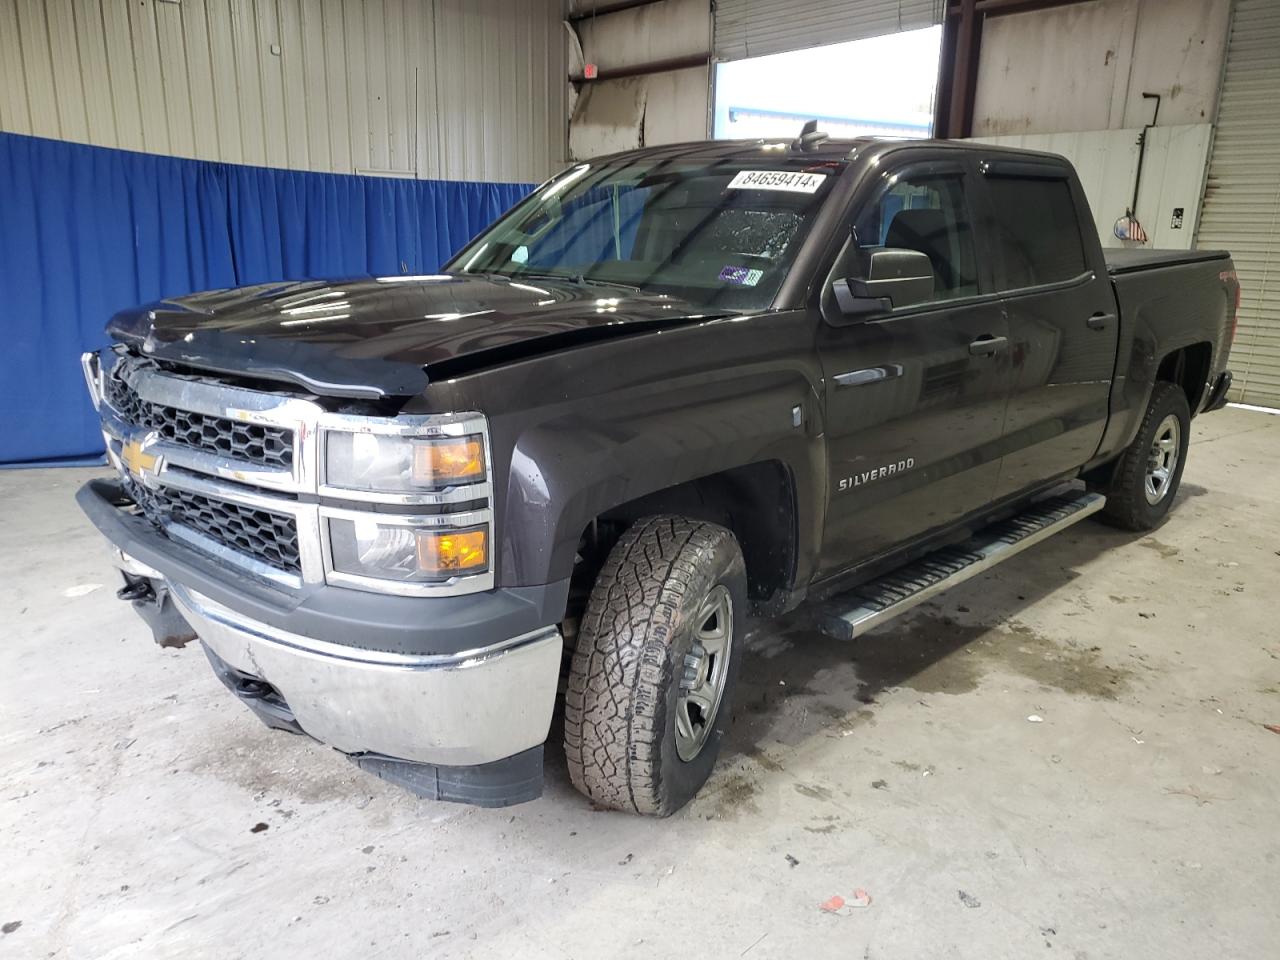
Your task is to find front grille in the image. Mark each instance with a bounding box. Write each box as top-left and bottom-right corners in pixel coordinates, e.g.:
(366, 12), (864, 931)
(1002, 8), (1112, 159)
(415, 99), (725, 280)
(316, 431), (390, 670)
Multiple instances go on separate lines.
(126, 475), (301, 574)
(105, 372), (294, 470)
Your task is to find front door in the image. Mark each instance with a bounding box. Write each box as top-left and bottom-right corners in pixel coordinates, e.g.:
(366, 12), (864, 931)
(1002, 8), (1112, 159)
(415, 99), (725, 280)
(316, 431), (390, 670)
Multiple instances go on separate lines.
(817, 160), (1011, 576)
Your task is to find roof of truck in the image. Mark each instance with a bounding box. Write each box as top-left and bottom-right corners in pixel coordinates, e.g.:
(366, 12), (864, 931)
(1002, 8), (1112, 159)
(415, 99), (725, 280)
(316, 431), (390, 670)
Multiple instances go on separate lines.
(588, 136), (1073, 167)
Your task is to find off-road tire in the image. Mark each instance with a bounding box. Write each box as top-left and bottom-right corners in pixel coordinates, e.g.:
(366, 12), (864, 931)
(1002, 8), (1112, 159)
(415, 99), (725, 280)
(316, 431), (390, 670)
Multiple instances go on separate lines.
(1096, 381), (1191, 531)
(564, 516), (746, 816)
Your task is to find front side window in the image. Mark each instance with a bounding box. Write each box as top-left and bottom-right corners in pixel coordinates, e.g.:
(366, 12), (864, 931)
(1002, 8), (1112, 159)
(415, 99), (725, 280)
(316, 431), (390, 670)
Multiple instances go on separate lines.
(450, 157), (843, 311)
(850, 173), (979, 303)
(986, 176), (1087, 289)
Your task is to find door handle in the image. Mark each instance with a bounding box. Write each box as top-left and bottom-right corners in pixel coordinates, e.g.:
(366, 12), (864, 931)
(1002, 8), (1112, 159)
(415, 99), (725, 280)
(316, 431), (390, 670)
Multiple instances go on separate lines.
(968, 335), (1008, 357)
(1086, 312), (1115, 331)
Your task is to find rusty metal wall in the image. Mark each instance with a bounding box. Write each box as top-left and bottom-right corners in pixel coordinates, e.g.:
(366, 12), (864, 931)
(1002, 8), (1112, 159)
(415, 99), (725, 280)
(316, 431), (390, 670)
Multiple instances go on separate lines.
(568, 0), (710, 159)
(972, 0), (1230, 137)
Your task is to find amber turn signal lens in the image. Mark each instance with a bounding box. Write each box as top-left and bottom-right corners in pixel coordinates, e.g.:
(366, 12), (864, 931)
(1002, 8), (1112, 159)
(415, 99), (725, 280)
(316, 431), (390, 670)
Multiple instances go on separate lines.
(412, 437), (485, 483)
(415, 528), (488, 575)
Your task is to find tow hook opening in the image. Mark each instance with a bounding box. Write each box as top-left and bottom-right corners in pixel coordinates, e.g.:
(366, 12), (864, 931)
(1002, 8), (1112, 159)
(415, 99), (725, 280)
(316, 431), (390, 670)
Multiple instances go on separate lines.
(117, 574), (198, 649)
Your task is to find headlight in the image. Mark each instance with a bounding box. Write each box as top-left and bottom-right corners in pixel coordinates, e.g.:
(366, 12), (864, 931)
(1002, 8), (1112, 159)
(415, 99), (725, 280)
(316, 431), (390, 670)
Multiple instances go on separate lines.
(324, 431), (485, 493)
(328, 517), (488, 582)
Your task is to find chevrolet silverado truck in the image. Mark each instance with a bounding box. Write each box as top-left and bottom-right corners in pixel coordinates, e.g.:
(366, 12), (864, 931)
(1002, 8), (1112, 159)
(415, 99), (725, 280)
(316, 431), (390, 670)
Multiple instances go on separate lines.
(77, 133), (1237, 815)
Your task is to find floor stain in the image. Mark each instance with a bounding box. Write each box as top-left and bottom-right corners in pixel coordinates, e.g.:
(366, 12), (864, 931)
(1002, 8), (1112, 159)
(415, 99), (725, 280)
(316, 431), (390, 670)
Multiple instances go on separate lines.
(187, 739), (362, 805)
(794, 782), (835, 801)
(1138, 539), (1181, 559)
(851, 615), (1134, 700)
(704, 771), (761, 819)
(804, 814), (841, 834)
(749, 749), (785, 772)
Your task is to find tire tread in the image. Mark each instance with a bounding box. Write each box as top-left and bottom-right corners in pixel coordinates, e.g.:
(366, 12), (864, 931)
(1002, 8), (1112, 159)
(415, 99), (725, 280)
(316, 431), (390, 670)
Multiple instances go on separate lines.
(564, 516), (737, 815)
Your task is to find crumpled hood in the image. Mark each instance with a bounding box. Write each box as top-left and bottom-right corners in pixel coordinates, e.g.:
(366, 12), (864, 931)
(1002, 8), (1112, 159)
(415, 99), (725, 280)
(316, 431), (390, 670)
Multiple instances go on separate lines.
(107, 274), (714, 398)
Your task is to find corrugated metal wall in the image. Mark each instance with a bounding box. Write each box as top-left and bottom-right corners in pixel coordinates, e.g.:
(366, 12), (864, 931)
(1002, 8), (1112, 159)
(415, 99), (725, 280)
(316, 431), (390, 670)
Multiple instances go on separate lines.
(1197, 0), (1280, 407)
(0, 0), (566, 183)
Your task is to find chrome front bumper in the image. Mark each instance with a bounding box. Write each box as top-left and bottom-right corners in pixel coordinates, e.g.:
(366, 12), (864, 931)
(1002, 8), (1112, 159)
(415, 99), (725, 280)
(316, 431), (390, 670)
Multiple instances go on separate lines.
(167, 581), (563, 767)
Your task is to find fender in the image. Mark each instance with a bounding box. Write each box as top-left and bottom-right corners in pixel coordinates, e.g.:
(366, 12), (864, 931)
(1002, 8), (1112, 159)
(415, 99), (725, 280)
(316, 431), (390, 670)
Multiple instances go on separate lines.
(1092, 261), (1232, 465)
(413, 311), (827, 592)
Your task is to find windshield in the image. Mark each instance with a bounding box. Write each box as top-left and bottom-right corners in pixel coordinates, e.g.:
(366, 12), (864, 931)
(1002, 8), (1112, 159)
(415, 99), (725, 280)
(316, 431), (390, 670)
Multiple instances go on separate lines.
(448, 155), (845, 311)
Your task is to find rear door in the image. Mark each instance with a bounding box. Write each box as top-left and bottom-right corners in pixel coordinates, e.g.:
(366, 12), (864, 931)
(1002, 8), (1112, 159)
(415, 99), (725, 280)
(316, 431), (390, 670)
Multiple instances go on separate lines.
(978, 160), (1120, 497)
(816, 156), (1011, 575)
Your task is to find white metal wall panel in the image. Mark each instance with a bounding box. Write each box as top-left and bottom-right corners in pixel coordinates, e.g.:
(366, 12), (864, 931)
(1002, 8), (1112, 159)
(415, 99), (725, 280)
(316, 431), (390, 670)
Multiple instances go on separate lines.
(972, 124), (1213, 251)
(714, 0), (944, 62)
(1197, 0), (1280, 407)
(0, 0), (567, 183)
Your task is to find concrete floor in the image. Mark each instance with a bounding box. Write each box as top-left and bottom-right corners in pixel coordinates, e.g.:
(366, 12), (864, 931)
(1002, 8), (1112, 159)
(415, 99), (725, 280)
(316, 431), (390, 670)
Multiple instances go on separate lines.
(2, 405), (1278, 959)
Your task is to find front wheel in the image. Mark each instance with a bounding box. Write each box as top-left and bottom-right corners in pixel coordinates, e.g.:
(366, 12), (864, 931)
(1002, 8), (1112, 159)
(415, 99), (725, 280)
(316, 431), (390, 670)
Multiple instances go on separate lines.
(563, 516), (746, 816)
(1096, 381), (1191, 531)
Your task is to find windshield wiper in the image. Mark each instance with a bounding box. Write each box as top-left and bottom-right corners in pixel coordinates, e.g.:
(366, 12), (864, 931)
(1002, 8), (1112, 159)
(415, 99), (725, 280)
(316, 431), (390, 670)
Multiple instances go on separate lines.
(507, 271), (644, 294)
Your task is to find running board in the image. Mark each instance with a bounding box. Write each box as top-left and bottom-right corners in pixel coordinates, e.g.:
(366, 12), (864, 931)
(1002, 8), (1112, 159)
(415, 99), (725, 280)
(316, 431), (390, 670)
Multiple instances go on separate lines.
(817, 490), (1106, 641)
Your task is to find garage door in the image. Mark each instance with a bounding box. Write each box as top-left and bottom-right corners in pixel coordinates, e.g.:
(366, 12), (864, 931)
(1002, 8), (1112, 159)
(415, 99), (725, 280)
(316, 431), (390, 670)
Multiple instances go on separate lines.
(1197, 0), (1280, 407)
(713, 0), (942, 61)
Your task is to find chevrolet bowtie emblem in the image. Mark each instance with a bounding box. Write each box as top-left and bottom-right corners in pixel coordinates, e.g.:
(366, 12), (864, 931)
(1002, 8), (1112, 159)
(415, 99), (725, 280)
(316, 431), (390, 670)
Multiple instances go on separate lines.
(121, 439), (159, 478)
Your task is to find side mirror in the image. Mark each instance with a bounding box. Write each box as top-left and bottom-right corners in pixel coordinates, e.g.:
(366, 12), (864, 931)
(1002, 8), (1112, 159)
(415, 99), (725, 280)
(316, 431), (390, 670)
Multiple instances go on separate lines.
(827, 248), (935, 322)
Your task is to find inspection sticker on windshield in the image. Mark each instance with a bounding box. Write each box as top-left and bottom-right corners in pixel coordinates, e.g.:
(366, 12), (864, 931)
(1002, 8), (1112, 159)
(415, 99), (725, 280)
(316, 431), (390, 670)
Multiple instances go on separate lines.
(727, 170), (827, 193)
(720, 266), (764, 286)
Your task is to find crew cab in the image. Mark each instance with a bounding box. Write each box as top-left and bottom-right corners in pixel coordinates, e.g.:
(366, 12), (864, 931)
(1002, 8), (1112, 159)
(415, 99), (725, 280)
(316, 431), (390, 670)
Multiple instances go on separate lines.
(77, 134), (1236, 815)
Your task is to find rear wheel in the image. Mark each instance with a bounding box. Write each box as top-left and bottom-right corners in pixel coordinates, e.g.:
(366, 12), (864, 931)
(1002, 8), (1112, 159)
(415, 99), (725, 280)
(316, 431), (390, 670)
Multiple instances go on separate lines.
(563, 516), (746, 816)
(1096, 381), (1191, 531)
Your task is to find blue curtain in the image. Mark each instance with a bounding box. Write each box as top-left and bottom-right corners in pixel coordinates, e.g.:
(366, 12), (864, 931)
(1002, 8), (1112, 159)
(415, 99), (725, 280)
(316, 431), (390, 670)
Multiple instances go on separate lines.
(0, 132), (533, 465)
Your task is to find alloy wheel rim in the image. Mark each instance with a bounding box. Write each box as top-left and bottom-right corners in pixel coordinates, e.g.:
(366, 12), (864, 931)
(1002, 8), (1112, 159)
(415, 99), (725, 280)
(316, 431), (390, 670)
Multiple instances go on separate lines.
(1144, 414), (1180, 505)
(675, 584), (733, 762)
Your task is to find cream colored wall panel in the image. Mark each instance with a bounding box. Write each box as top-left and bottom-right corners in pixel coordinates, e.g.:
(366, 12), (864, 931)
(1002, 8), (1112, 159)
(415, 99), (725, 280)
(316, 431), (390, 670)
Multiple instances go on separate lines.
(254, 0), (289, 169)
(0, 0), (566, 183)
(16, 0), (59, 139)
(100, 0), (144, 148)
(204, 0), (245, 160)
(319, 0), (350, 174)
(178, 1), (218, 160)
(277, 0), (310, 170)
(363, 0), (390, 172)
(155, 1), (197, 158)
(0, 0), (32, 134)
(45, 0), (88, 143)
(72, 2), (118, 146)
(384, 0), (410, 173)
(342, 0), (371, 172)
(230, 0), (266, 164)
(127, 0), (172, 154)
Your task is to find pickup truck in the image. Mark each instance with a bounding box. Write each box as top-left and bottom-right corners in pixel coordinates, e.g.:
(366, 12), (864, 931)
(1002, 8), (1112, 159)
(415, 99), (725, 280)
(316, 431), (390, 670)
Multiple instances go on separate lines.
(77, 134), (1237, 815)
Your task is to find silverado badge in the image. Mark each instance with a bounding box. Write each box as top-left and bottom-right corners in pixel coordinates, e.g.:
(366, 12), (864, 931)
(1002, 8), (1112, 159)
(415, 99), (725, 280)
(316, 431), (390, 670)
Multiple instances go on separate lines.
(838, 458), (915, 492)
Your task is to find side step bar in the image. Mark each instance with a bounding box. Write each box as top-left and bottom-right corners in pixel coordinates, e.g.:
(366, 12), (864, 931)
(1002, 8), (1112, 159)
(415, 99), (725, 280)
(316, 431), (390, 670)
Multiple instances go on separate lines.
(818, 490), (1106, 641)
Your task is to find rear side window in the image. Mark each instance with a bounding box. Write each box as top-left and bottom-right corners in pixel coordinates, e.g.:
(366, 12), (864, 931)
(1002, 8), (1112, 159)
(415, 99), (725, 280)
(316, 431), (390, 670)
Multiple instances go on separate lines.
(986, 176), (1087, 289)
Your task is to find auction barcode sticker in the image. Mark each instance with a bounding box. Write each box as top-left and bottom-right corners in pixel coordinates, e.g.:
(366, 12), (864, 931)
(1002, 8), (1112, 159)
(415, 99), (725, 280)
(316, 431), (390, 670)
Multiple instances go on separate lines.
(727, 170), (827, 193)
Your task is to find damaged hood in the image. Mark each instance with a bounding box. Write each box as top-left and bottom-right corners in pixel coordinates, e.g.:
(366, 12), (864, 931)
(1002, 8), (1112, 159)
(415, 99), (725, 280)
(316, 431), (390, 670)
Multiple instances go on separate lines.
(107, 274), (718, 398)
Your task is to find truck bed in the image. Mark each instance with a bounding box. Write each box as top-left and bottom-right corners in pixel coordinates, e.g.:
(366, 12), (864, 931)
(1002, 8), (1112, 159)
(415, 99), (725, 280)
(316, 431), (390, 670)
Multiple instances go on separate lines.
(1105, 247), (1230, 275)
